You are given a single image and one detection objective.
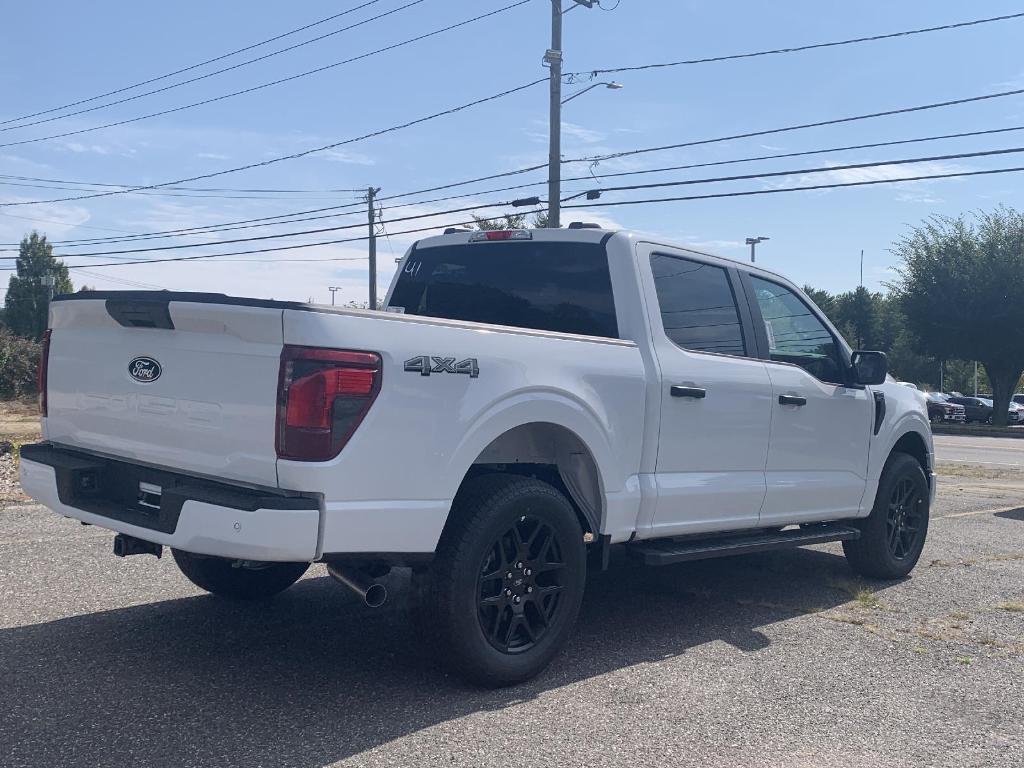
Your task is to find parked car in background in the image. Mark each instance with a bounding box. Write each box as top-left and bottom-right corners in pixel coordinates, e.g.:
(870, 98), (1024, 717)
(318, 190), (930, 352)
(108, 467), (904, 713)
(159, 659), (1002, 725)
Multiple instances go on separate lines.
(1012, 394), (1024, 406)
(925, 392), (966, 424)
(946, 395), (993, 423)
(978, 398), (1024, 424)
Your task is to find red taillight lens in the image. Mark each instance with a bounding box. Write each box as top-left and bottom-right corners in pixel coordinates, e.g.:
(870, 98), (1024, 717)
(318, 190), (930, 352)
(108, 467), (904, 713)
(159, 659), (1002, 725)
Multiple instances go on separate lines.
(276, 346), (381, 461)
(38, 329), (52, 417)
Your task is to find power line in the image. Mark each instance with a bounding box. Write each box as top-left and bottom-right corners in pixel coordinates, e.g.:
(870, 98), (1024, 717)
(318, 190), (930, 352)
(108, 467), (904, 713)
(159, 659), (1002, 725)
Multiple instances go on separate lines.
(0, 211), (140, 235)
(0, 180), (370, 201)
(577, 145), (1024, 195)
(0, 173), (369, 194)
(18, 164), (1024, 271)
(0, 77), (546, 207)
(561, 124), (1024, 183)
(567, 86), (1024, 165)
(568, 11), (1024, 77)
(562, 164), (1024, 212)
(7, 143), (1023, 261)
(0, 1), (532, 150)
(6, 120), (1022, 251)
(0, 0), (384, 127)
(22, 200), (521, 260)
(0, 0), (424, 136)
(25, 211), (536, 270)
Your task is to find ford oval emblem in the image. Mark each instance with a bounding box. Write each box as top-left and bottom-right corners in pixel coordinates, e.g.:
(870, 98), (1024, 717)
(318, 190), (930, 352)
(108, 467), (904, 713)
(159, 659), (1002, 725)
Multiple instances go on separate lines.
(128, 356), (162, 383)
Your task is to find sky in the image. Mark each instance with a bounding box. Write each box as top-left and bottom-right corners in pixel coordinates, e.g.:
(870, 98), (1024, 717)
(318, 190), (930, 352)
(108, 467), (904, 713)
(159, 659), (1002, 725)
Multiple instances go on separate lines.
(2, 0), (1024, 305)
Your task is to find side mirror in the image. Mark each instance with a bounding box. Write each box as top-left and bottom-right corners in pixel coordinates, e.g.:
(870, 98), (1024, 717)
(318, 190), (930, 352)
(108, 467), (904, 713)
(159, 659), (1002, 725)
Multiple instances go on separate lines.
(851, 350), (888, 386)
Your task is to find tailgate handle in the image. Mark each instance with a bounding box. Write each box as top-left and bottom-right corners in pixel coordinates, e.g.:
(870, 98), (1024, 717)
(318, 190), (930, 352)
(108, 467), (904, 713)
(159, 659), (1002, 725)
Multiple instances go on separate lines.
(105, 299), (174, 330)
(671, 385), (706, 399)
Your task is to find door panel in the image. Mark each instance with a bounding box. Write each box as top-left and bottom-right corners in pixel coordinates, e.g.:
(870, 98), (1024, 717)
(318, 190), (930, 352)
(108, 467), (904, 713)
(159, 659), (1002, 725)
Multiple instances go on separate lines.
(642, 251), (773, 536)
(761, 364), (873, 521)
(746, 276), (872, 523)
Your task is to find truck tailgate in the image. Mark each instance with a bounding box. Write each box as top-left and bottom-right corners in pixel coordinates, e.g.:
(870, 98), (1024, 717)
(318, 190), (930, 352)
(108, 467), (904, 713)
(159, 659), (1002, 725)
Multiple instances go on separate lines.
(44, 295), (284, 488)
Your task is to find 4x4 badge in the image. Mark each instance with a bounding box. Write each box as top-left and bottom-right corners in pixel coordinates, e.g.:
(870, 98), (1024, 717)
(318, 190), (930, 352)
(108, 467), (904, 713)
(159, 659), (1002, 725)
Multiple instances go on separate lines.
(404, 356), (479, 378)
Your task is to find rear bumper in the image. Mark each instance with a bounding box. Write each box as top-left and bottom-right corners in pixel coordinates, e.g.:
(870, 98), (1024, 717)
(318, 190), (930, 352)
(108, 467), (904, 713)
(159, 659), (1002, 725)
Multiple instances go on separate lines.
(19, 443), (321, 562)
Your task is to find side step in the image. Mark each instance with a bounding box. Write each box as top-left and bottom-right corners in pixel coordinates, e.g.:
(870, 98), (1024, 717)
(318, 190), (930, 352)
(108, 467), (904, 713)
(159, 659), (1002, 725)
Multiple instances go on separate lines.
(627, 523), (861, 566)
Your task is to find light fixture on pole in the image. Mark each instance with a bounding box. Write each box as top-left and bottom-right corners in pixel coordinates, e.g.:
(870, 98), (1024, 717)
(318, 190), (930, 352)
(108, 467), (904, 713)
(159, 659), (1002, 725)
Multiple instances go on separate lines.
(745, 236), (769, 263)
(328, 286), (342, 306)
(561, 81), (623, 105)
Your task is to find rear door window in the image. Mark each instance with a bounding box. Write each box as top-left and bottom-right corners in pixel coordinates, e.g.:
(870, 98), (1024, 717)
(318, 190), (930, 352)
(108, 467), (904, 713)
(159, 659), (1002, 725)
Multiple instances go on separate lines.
(389, 241), (618, 338)
(649, 253), (747, 356)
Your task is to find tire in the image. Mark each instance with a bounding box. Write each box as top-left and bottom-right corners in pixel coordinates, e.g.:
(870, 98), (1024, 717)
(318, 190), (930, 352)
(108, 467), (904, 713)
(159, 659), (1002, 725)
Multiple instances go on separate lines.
(425, 474), (586, 687)
(843, 452), (930, 580)
(171, 549), (309, 600)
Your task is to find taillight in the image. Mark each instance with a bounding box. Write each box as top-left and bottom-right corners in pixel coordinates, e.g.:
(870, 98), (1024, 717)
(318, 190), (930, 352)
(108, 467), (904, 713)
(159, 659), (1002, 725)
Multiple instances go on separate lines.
(276, 345), (381, 461)
(468, 229), (532, 242)
(38, 329), (52, 417)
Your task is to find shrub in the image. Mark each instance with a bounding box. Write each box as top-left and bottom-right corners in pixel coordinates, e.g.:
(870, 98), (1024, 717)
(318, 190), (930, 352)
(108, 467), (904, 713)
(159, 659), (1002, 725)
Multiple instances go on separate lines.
(0, 328), (41, 399)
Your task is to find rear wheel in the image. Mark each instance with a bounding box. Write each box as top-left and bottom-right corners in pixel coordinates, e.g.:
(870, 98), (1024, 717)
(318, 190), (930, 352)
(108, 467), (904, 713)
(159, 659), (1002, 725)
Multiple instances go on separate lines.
(426, 474), (586, 687)
(843, 452), (930, 579)
(172, 549), (309, 600)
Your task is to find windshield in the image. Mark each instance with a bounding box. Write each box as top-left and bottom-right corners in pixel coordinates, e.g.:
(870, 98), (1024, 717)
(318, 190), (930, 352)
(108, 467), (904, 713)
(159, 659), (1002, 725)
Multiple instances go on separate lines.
(389, 241), (618, 338)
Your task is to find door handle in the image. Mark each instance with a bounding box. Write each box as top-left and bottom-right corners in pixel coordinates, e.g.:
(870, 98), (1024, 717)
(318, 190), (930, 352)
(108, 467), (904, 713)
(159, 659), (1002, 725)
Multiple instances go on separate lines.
(778, 394), (807, 406)
(671, 385), (706, 399)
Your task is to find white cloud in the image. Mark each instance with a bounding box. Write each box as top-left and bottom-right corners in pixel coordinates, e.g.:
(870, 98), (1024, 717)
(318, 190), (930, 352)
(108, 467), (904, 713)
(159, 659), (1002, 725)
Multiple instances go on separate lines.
(560, 121), (606, 144)
(196, 152), (230, 160)
(60, 142), (111, 155)
(322, 149), (375, 166)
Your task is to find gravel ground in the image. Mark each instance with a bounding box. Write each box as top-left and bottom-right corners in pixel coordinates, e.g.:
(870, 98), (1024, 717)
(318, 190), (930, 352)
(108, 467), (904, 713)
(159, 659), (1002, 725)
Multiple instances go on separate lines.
(0, 467), (1021, 767)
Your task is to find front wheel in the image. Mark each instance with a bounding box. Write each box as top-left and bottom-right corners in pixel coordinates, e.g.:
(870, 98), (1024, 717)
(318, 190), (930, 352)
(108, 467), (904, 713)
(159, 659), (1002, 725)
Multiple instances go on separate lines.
(172, 549), (309, 600)
(425, 474), (586, 687)
(843, 452), (930, 579)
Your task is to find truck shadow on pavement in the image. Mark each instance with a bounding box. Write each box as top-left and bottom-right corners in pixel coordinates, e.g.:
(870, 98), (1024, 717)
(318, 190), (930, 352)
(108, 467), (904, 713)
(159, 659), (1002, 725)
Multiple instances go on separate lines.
(0, 547), (890, 768)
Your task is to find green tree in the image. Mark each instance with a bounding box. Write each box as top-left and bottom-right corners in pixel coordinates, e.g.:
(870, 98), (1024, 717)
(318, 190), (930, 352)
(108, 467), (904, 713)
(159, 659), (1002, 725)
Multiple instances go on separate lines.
(891, 207), (1024, 425)
(3, 232), (73, 340)
(470, 213), (528, 231)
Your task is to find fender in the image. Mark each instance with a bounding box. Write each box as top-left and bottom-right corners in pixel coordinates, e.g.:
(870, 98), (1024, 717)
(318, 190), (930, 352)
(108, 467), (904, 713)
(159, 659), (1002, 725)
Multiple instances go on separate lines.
(442, 387), (625, 504)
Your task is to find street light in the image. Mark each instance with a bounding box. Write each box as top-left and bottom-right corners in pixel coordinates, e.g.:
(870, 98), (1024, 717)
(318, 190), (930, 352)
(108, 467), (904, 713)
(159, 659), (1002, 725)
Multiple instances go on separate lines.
(745, 236), (769, 263)
(328, 286), (342, 306)
(561, 81), (624, 105)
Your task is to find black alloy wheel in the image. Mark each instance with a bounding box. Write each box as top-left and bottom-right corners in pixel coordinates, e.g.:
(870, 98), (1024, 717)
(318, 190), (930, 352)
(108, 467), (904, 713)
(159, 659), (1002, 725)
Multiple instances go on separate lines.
(477, 515), (565, 654)
(885, 476), (925, 560)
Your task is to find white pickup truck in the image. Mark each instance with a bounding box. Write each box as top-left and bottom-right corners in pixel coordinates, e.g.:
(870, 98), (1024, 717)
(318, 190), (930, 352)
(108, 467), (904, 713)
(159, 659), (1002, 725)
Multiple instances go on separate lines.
(21, 226), (935, 686)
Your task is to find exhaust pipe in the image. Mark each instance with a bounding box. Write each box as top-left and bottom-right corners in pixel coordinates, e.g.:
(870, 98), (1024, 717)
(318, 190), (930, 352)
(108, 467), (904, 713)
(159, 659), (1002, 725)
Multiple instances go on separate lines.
(327, 564), (387, 608)
(113, 533), (162, 558)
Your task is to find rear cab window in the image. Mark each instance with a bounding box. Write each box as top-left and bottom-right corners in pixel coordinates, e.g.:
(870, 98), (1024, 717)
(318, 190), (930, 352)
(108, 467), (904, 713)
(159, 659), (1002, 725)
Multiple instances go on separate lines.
(388, 240), (618, 338)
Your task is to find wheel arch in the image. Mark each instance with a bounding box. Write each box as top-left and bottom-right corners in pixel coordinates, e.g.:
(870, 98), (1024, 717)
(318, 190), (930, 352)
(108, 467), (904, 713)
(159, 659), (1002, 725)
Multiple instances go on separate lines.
(890, 429), (931, 473)
(442, 392), (618, 538)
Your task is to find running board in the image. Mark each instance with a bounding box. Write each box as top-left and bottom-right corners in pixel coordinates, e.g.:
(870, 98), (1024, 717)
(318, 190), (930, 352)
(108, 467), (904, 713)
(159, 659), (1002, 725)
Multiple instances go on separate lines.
(627, 523), (861, 566)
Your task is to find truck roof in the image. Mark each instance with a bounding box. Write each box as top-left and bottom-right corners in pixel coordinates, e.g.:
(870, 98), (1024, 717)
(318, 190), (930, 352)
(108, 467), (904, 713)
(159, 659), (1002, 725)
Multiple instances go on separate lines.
(413, 226), (793, 285)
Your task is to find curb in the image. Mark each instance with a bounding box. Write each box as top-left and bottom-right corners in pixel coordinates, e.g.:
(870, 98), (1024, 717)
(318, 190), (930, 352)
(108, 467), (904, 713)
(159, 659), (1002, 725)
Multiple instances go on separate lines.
(930, 424), (1024, 439)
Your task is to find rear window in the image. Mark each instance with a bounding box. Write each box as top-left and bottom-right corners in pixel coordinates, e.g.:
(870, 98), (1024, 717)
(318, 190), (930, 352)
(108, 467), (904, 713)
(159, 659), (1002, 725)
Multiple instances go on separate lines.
(388, 241), (618, 338)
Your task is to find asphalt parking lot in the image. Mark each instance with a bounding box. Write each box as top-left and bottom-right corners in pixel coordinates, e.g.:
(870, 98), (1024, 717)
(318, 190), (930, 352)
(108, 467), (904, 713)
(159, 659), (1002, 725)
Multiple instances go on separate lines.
(1, 441), (1021, 768)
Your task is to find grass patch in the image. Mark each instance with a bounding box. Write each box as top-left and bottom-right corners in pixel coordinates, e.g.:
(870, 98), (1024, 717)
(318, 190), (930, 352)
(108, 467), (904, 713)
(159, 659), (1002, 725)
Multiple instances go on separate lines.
(997, 602), (1024, 613)
(854, 589), (883, 610)
(957, 656), (973, 665)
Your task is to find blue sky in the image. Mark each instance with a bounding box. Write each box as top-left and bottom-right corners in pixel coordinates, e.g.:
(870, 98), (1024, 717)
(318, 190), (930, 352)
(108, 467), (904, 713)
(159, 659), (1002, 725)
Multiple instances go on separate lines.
(2, 0), (1024, 304)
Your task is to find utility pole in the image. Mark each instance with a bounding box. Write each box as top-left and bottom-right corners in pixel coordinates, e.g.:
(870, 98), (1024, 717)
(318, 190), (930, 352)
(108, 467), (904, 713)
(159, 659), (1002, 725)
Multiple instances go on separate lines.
(545, 2), (563, 229)
(545, 1), (595, 228)
(859, 249), (864, 288)
(328, 286), (342, 306)
(366, 186), (381, 309)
